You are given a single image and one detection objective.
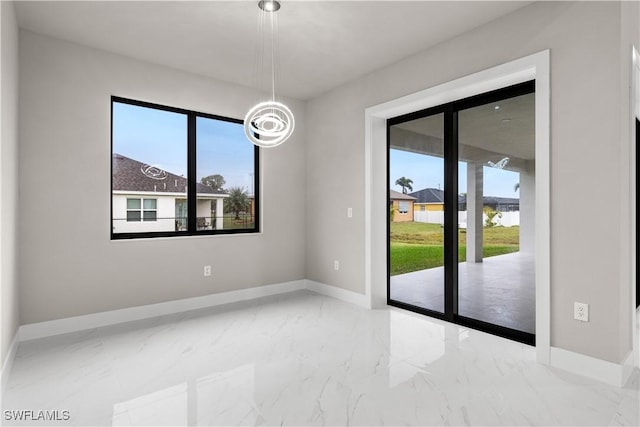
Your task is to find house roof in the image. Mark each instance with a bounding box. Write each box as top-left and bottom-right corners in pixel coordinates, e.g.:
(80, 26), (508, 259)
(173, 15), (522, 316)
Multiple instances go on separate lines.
(460, 195), (520, 206)
(409, 188), (445, 204)
(410, 188), (519, 206)
(112, 153), (225, 195)
(389, 189), (416, 201)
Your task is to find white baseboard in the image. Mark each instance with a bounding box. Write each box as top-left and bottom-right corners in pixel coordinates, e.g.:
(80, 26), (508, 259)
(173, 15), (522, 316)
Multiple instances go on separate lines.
(305, 280), (369, 308)
(621, 351), (636, 386)
(18, 280), (368, 341)
(1, 330), (19, 392)
(17, 280), (366, 343)
(19, 280), (306, 342)
(549, 346), (635, 387)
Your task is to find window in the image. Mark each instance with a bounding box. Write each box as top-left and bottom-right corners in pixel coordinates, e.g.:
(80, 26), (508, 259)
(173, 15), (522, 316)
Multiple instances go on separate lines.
(398, 201), (409, 214)
(126, 198), (157, 222)
(111, 97), (259, 239)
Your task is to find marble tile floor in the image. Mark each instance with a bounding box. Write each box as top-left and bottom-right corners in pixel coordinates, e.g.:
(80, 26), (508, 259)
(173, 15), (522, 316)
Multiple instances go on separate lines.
(390, 252), (536, 333)
(1, 290), (637, 426)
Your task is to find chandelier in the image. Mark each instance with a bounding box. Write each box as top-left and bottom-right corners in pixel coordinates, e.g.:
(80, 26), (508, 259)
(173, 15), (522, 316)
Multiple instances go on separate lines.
(244, 0), (295, 148)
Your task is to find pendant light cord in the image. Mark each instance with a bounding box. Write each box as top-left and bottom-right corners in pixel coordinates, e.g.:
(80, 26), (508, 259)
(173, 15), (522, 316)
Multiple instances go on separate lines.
(270, 10), (276, 103)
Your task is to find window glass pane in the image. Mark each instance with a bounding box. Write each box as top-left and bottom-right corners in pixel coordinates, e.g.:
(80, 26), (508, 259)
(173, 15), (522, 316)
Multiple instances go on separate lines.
(127, 198), (141, 209)
(175, 199), (187, 231)
(127, 211), (141, 222)
(389, 112), (445, 314)
(112, 102), (187, 234)
(196, 117), (256, 231)
(143, 199), (157, 209)
(457, 92), (534, 334)
(143, 211), (157, 222)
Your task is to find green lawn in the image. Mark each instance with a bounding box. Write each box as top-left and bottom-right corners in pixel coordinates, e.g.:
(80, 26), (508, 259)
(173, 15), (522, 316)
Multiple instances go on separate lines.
(390, 221), (519, 276)
(222, 215), (255, 230)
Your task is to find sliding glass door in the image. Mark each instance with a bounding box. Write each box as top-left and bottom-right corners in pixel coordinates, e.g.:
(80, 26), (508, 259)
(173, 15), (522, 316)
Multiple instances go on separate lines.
(457, 91), (535, 336)
(388, 82), (536, 344)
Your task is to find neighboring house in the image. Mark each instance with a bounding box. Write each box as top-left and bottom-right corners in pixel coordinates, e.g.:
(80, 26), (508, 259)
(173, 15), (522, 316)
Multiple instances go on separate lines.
(389, 189), (415, 222)
(410, 187), (520, 212)
(409, 188), (447, 212)
(112, 154), (228, 233)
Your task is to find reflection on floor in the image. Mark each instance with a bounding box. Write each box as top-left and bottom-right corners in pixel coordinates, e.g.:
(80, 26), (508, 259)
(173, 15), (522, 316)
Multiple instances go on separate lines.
(390, 252), (535, 333)
(2, 291), (637, 426)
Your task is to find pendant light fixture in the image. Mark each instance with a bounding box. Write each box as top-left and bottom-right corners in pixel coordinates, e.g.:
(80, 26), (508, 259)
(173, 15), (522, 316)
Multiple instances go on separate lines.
(244, 0), (294, 148)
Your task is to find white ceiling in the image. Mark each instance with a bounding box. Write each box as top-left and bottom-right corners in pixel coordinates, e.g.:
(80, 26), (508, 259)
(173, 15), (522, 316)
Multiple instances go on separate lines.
(15, 1), (532, 100)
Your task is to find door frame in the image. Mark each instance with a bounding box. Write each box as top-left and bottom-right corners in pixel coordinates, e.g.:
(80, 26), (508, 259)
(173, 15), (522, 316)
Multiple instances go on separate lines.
(631, 46), (639, 370)
(364, 50), (551, 362)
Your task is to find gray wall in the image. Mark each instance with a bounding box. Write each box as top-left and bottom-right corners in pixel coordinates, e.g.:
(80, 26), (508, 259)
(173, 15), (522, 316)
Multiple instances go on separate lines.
(305, 1), (636, 363)
(1, 1), (19, 366)
(18, 31), (306, 324)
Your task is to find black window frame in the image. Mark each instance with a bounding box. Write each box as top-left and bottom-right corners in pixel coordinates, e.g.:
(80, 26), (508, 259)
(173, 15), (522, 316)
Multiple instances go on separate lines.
(111, 96), (260, 240)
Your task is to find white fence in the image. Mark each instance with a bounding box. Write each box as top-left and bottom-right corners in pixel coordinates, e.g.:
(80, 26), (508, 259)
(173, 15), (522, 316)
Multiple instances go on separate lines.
(413, 210), (444, 225)
(414, 210), (520, 227)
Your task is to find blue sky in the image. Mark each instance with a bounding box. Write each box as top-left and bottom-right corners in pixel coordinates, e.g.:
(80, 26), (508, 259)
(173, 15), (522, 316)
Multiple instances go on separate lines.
(113, 102), (255, 192)
(196, 117), (254, 193)
(390, 149), (520, 198)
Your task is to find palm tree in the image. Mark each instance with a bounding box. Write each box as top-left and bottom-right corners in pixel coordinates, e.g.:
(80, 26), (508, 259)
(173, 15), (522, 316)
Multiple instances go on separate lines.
(225, 187), (250, 220)
(395, 176), (414, 194)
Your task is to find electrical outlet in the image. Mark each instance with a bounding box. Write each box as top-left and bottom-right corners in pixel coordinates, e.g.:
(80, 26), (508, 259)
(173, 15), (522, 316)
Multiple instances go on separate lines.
(334, 260), (339, 271)
(204, 265), (212, 277)
(574, 302), (589, 322)
(347, 207), (353, 218)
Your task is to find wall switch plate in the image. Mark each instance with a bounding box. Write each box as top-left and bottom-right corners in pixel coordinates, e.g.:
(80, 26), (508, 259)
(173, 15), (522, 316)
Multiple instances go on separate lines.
(204, 265), (212, 277)
(334, 260), (339, 271)
(347, 208), (353, 218)
(574, 302), (588, 322)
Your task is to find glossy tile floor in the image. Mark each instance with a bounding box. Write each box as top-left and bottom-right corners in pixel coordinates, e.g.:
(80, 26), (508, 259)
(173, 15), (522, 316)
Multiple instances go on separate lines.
(2, 290), (638, 426)
(390, 252), (535, 333)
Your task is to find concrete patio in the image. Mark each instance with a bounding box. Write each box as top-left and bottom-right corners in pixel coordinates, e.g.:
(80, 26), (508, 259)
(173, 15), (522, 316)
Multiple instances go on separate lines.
(390, 251), (535, 334)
